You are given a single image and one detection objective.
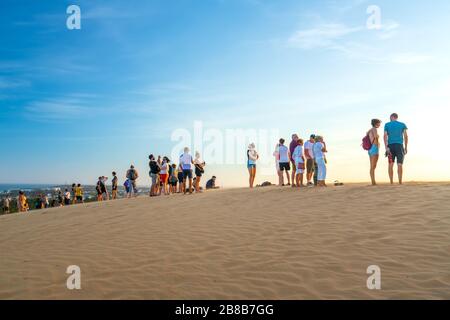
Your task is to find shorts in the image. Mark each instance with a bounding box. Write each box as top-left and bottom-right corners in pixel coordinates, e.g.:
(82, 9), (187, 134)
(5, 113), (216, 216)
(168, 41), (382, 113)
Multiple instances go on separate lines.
(160, 174), (168, 183)
(295, 161), (305, 174)
(388, 144), (405, 164)
(279, 162), (290, 171)
(178, 172), (184, 183)
(247, 163), (256, 169)
(76, 196), (83, 201)
(150, 173), (158, 185)
(306, 159), (315, 174)
(183, 169), (193, 179)
(169, 177), (178, 186)
(368, 144), (379, 157)
(195, 168), (203, 177)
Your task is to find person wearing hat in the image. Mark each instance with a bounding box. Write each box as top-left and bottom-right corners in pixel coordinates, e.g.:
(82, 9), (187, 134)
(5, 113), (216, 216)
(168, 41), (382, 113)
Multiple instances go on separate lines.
(247, 143), (259, 188)
(304, 134), (316, 186)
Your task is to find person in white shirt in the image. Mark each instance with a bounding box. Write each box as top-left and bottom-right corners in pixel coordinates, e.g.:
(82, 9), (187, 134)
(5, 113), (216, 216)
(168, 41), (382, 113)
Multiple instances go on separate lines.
(160, 157), (170, 195)
(278, 138), (291, 186)
(303, 134), (316, 186)
(312, 136), (328, 187)
(247, 143), (259, 188)
(180, 147), (194, 194)
(292, 139), (305, 187)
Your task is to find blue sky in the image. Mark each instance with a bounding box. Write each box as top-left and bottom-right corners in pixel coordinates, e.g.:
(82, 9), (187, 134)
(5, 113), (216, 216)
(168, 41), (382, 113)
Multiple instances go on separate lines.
(1, 0), (450, 186)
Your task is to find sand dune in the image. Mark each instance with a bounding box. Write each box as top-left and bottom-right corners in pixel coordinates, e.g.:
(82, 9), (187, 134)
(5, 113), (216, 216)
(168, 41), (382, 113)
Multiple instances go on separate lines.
(0, 183), (449, 299)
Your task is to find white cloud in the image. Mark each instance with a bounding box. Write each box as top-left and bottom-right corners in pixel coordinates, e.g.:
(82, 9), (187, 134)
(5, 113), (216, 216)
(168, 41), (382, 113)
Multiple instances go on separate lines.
(24, 98), (90, 121)
(288, 23), (362, 49)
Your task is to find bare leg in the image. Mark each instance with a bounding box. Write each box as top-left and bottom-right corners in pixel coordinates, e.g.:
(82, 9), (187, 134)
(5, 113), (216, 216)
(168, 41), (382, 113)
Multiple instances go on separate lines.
(369, 155), (379, 185)
(388, 162), (394, 184)
(291, 163), (296, 187)
(398, 164), (403, 185)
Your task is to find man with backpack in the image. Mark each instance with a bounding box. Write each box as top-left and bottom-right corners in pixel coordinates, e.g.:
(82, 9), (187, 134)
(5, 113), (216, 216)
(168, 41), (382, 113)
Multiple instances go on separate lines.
(149, 155), (160, 197)
(126, 165), (139, 198)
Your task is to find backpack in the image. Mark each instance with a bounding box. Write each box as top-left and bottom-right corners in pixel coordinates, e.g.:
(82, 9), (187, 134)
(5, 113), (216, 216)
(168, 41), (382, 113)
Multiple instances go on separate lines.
(127, 169), (137, 180)
(362, 135), (372, 151)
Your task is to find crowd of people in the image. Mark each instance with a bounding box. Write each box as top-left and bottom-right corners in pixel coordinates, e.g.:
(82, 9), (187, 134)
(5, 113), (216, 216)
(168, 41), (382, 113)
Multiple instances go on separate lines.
(1, 113), (408, 214)
(246, 112), (408, 188)
(247, 134), (328, 188)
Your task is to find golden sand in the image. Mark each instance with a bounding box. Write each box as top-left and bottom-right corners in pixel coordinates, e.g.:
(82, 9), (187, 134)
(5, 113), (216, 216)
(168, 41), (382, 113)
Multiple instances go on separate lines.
(0, 183), (449, 299)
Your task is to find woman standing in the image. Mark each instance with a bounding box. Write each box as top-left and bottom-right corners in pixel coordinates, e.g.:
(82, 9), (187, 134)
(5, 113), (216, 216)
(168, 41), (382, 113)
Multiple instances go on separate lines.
(194, 151), (206, 193)
(18, 191), (29, 212)
(367, 119), (382, 186)
(247, 143), (259, 188)
(313, 136), (328, 187)
(160, 157), (170, 195)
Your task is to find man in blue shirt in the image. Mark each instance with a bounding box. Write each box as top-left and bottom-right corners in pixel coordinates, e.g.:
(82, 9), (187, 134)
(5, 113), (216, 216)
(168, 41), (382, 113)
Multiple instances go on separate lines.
(384, 113), (408, 184)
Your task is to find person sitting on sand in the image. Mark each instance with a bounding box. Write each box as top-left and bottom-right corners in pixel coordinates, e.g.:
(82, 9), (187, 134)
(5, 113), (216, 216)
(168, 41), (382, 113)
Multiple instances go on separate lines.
(384, 113), (408, 185)
(206, 176), (219, 190)
(292, 139), (305, 187)
(367, 119), (382, 186)
(180, 147), (194, 195)
(126, 165), (139, 197)
(313, 136), (328, 187)
(247, 143), (259, 188)
(304, 134), (315, 186)
(194, 152), (206, 193)
(278, 139), (291, 186)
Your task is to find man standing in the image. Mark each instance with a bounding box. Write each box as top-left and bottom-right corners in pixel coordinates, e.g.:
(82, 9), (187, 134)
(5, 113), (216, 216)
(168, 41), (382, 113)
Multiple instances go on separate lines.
(180, 147), (194, 194)
(289, 134), (299, 187)
(304, 134), (315, 186)
(111, 172), (118, 199)
(278, 138), (291, 186)
(384, 113), (408, 184)
(126, 165), (139, 197)
(2, 197), (10, 214)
